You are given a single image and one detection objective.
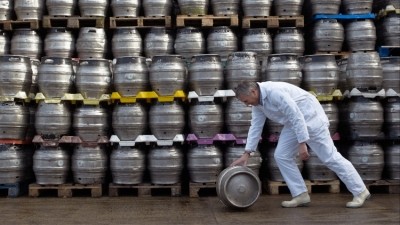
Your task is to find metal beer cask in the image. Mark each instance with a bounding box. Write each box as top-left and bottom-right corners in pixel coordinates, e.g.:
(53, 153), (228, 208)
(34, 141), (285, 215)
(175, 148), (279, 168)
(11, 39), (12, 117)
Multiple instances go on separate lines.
(207, 26), (238, 61)
(225, 51), (260, 90)
(0, 55), (32, 97)
(313, 19), (344, 52)
(0, 102), (29, 140)
(111, 0), (141, 17)
(242, 0), (271, 16)
(33, 146), (70, 185)
(188, 54), (223, 96)
(76, 27), (108, 59)
(112, 103), (147, 141)
(37, 57), (74, 98)
(189, 102), (223, 139)
(262, 53), (302, 86)
(46, 0), (76, 16)
(79, 0), (108, 16)
(35, 102), (71, 137)
(72, 145), (107, 184)
(174, 27), (205, 60)
(188, 145), (223, 183)
(225, 98), (252, 138)
(73, 105), (109, 142)
(148, 146), (183, 184)
(11, 28), (42, 59)
(348, 142), (384, 181)
(242, 28), (273, 61)
(149, 102), (185, 140)
(113, 56), (148, 97)
(44, 28), (75, 58)
(112, 28), (142, 58)
(0, 144), (29, 183)
(110, 146), (145, 184)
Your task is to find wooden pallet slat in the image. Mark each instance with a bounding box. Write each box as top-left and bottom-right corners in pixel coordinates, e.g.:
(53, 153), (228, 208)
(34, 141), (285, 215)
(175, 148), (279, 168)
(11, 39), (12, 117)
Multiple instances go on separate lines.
(242, 16), (304, 28)
(176, 15), (239, 27)
(189, 182), (216, 197)
(266, 179), (340, 195)
(42, 16), (105, 28)
(0, 20), (40, 30)
(109, 183), (181, 197)
(29, 183), (102, 198)
(109, 16), (172, 28)
(365, 180), (400, 194)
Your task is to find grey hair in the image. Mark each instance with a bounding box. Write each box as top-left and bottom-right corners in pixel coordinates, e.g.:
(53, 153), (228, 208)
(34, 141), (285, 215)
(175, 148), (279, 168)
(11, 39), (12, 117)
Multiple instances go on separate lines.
(234, 81), (258, 97)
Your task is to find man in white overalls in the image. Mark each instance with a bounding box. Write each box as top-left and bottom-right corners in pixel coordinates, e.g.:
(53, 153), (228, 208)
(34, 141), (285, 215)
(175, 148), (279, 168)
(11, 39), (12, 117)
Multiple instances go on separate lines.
(231, 81), (370, 208)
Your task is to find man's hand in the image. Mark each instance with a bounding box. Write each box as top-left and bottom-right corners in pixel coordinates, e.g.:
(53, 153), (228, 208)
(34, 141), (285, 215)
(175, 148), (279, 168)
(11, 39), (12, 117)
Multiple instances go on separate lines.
(230, 152), (250, 167)
(299, 143), (310, 161)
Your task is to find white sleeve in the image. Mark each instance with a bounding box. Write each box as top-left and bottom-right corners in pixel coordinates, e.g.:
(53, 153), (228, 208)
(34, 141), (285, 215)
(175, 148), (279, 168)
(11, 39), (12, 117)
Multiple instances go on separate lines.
(245, 107), (266, 152)
(270, 90), (310, 143)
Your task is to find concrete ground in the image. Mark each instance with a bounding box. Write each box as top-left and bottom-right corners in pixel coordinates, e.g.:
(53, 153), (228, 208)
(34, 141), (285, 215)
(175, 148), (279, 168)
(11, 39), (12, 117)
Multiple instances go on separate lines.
(1, 193), (399, 225)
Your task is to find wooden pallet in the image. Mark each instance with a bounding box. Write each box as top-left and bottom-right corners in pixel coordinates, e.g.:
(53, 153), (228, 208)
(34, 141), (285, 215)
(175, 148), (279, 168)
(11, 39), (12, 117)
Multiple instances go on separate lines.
(42, 16), (105, 28)
(189, 182), (217, 197)
(0, 182), (29, 197)
(29, 183), (102, 198)
(365, 180), (400, 194)
(109, 183), (181, 197)
(242, 16), (304, 28)
(0, 20), (40, 30)
(110, 16), (172, 28)
(0, 139), (32, 145)
(266, 179), (340, 195)
(176, 15), (239, 27)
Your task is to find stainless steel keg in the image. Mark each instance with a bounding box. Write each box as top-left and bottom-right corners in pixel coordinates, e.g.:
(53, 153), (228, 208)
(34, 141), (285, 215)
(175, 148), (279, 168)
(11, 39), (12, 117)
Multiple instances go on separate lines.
(188, 54), (223, 95)
(384, 97), (400, 139)
(211, 0), (240, 15)
(342, 0), (373, 14)
(189, 102), (223, 138)
(46, 0), (76, 16)
(0, 55), (32, 97)
(72, 144), (107, 184)
(381, 57), (400, 93)
(302, 54), (339, 95)
(0, 30), (9, 54)
(11, 28), (42, 59)
(14, 0), (44, 20)
(33, 146), (70, 185)
(309, 0), (341, 15)
(113, 56), (148, 97)
(75, 59), (112, 99)
(37, 57), (74, 98)
(0, 144), (29, 183)
(262, 53), (302, 86)
(382, 15), (400, 46)
(207, 26), (238, 61)
(305, 149), (337, 181)
(110, 146), (145, 184)
(274, 27), (304, 56)
(225, 98), (252, 138)
(0, 102), (29, 140)
(0, 0), (13, 20)
(274, 0), (304, 16)
(224, 147), (262, 174)
(188, 145), (222, 183)
(149, 55), (186, 96)
(267, 145), (303, 181)
(149, 102), (185, 140)
(79, 0), (108, 17)
(345, 97), (384, 139)
(225, 51), (260, 90)
(174, 27), (205, 60)
(242, 0), (271, 16)
(385, 144), (400, 180)
(321, 102), (339, 135)
(112, 28), (142, 58)
(177, 0), (209, 15)
(73, 105), (109, 142)
(44, 28), (75, 58)
(313, 19), (344, 52)
(35, 101), (71, 137)
(112, 103), (147, 141)
(348, 142), (384, 181)
(217, 166), (261, 209)
(111, 0), (141, 17)
(76, 27), (108, 59)
(346, 51), (382, 90)
(142, 0), (172, 16)
(346, 20), (376, 51)
(144, 27), (174, 59)
(148, 146), (183, 184)
(242, 28), (273, 61)
(29, 59), (40, 96)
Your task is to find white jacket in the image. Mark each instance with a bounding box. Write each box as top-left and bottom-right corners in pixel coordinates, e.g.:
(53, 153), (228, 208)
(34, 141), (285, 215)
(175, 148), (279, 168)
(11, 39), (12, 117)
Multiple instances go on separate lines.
(245, 81), (329, 152)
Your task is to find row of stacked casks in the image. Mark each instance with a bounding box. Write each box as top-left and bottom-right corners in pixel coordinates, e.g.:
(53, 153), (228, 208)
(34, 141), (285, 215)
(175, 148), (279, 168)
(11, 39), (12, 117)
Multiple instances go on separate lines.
(0, 0), (300, 19)
(0, 16), (397, 61)
(2, 0), (394, 19)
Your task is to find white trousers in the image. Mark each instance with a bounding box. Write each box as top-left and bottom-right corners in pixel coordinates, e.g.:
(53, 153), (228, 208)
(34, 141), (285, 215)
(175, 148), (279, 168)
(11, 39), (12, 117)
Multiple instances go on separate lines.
(274, 125), (366, 197)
